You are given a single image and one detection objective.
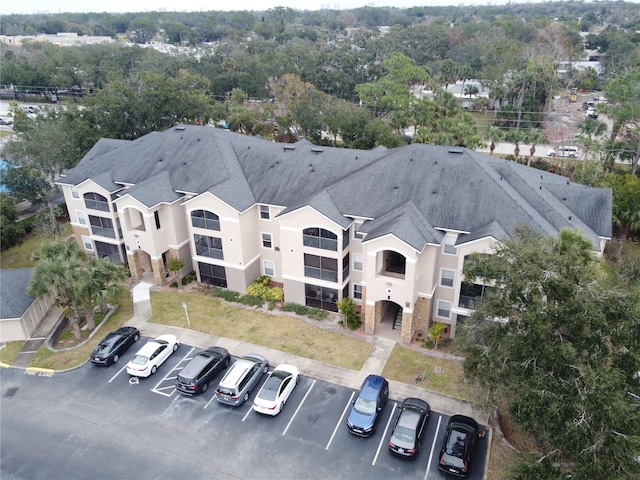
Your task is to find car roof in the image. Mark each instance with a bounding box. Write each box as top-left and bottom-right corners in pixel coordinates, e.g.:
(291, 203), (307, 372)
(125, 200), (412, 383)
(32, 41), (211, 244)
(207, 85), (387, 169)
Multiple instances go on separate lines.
(135, 341), (165, 356)
(181, 352), (217, 376)
(397, 407), (423, 430)
(359, 374), (386, 399)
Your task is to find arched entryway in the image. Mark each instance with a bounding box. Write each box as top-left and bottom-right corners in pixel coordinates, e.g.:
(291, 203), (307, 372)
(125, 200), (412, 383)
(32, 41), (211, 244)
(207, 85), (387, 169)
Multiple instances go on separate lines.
(375, 300), (403, 341)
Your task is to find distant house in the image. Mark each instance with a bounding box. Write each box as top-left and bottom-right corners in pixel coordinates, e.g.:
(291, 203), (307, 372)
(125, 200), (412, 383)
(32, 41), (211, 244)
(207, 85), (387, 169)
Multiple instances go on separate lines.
(56, 126), (611, 342)
(0, 269), (54, 342)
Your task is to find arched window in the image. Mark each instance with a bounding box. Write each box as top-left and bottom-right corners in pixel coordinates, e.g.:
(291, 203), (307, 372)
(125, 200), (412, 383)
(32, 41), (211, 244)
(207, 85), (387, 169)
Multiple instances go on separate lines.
(84, 192), (110, 212)
(191, 210), (220, 231)
(303, 227), (337, 251)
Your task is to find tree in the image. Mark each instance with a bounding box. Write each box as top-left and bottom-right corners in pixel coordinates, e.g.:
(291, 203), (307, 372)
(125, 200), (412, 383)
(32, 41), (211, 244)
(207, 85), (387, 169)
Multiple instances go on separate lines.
(28, 239), (128, 338)
(485, 126), (504, 156)
(505, 129), (529, 161)
(526, 128), (548, 166)
(463, 84), (479, 107)
(167, 257), (185, 292)
(0, 193), (25, 250)
(460, 227), (640, 479)
(576, 118), (608, 162)
(602, 70), (640, 174)
(606, 174), (640, 261)
(428, 322), (448, 350)
(439, 59), (458, 91)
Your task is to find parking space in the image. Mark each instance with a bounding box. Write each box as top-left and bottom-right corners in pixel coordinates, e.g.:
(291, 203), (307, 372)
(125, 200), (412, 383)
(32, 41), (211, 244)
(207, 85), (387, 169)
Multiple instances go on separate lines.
(2, 340), (489, 479)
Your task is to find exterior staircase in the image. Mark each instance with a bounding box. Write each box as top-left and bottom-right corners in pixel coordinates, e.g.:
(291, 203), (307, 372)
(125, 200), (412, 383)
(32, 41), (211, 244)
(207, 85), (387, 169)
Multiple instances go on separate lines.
(392, 307), (403, 330)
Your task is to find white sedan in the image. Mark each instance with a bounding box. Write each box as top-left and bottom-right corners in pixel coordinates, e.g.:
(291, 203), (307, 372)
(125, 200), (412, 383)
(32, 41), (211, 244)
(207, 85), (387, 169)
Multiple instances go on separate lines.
(125, 334), (179, 377)
(253, 364), (300, 416)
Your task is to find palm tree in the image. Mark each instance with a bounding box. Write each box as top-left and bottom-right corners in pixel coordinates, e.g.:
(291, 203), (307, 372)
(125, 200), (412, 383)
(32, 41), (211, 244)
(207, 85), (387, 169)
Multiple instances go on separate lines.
(526, 129), (549, 166)
(28, 239), (128, 338)
(576, 118), (608, 162)
(485, 126), (504, 156)
(505, 129), (529, 162)
(463, 85), (479, 109)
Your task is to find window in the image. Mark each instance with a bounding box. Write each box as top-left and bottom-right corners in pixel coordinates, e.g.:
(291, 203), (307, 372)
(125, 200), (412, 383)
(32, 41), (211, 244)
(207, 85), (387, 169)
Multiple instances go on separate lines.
(381, 250), (406, 276)
(95, 241), (121, 263)
(353, 222), (364, 240)
(342, 253), (350, 280)
(441, 269), (455, 288)
(304, 254), (338, 282)
(194, 234), (223, 259)
(261, 233), (273, 249)
(353, 253), (363, 271)
(154, 211), (161, 230)
(198, 262), (227, 288)
(342, 229), (349, 250)
(304, 284), (338, 312)
(263, 260), (275, 277)
(191, 210), (220, 231)
(353, 284), (362, 300)
(303, 228), (337, 251)
(84, 192), (110, 212)
(260, 205), (270, 220)
(81, 236), (93, 251)
(71, 188), (80, 199)
(443, 235), (458, 255)
(76, 211), (87, 226)
(89, 215), (116, 238)
(437, 300), (452, 319)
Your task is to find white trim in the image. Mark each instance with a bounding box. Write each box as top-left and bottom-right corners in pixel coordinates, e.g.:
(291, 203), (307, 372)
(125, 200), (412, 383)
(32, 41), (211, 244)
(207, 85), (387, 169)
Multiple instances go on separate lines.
(261, 232), (273, 249)
(443, 234), (458, 255)
(81, 235), (93, 251)
(436, 299), (452, 320)
(76, 210), (87, 225)
(263, 259), (275, 277)
(353, 252), (363, 271)
(71, 188), (80, 199)
(259, 205), (271, 220)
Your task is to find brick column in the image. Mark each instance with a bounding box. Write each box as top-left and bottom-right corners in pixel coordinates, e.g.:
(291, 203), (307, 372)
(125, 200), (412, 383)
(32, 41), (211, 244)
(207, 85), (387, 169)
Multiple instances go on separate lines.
(364, 304), (376, 335)
(151, 257), (166, 286)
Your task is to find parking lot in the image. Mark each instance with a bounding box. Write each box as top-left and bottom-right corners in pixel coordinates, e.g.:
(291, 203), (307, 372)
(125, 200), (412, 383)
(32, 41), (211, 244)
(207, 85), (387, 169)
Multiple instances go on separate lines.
(1, 339), (489, 480)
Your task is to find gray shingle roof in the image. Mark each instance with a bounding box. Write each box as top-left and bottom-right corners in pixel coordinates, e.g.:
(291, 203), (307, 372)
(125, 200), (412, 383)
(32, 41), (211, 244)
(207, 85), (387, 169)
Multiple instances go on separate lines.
(60, 125), (612, 250)
(0, 268), (35, 319)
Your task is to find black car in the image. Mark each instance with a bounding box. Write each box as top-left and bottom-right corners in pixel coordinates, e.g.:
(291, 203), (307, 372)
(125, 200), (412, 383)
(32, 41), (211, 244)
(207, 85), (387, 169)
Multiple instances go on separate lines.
(90, 326), (140, 365)
(438, 415), (479, 477)
(346, 374), (389, 437)
(388, 398), (430, 458)
(175, 347), (231, 396)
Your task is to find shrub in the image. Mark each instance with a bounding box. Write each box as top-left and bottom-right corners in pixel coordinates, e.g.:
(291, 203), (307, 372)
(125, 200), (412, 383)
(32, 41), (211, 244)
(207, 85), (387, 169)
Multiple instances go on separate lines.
(280, 302), (328, 320)
(239, 295), (264, 307)
(247, 276), (284, 302)
(336, 297), (361, 330)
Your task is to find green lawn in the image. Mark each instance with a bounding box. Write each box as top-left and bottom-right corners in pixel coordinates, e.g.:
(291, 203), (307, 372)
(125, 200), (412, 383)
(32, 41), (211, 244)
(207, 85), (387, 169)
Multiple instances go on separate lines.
(1, 223), (72, 269)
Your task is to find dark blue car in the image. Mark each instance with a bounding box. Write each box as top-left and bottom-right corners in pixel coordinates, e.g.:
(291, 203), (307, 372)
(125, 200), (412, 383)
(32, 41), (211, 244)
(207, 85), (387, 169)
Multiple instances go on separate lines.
(346, 374), (389, 437)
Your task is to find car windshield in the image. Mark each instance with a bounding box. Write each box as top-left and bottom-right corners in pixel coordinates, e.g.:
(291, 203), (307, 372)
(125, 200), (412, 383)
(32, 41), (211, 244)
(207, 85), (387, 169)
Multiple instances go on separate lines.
(392, 425), (415, 443)
(258, 377), (282, 401)
(353, 396), (376, 415)
(131, 355), (148, 365)
(94, 343), (111, 353)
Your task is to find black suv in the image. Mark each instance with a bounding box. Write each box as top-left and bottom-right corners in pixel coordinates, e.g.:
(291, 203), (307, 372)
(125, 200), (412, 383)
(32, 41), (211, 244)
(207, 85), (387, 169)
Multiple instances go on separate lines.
(175, 347), (230, 396)
(438, 415), (479, 477)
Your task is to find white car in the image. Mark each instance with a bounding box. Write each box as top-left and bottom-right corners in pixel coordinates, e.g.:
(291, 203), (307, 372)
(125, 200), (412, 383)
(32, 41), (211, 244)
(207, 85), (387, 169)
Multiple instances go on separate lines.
(253, 364), (300, 416)
(126, 334), (179, 377)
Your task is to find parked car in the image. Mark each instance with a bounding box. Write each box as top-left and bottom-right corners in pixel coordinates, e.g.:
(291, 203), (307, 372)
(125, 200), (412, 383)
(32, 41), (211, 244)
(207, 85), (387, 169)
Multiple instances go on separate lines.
(438, 415), (479, 477)
(546, 146), (579, 158)
(0, 118), (13, 126)
(346, 374), (389, 437)
(215, 354), (268, 406)
(175, 347), (230, 396)
(90, 326), (140, 366)
(388, 398), (431, 458)
(253, 364), (300, 416)
(125, 334), (179, 377)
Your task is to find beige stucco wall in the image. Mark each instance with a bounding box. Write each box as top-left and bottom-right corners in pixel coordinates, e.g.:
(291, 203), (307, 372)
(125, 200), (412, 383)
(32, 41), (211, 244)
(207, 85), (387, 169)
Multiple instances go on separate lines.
(0, 295), (54, 342)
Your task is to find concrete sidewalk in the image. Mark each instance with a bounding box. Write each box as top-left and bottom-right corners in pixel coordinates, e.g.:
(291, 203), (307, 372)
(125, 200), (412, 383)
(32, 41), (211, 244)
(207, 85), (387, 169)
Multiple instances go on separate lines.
(10, 306), (63, 368)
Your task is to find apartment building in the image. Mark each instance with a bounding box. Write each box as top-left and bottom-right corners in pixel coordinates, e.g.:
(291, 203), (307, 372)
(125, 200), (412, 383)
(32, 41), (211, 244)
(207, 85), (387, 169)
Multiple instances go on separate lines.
(56, 125), (612, 343)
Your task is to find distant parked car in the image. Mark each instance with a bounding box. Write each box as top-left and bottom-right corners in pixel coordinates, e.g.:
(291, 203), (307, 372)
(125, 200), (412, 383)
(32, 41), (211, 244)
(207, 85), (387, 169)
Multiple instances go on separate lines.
(90, 326), (140, 366)
(215, 354), (268, 406)
(546, 146), (579, 158)
(388, 398), (431, 458)
(438, 415), (479, 477)
(253, 364), (300, 416)
(126, 334), (179, 377)
(346, 374), (389, 437)
(175, 347), (230, 396)
(0, 118), (13, 126)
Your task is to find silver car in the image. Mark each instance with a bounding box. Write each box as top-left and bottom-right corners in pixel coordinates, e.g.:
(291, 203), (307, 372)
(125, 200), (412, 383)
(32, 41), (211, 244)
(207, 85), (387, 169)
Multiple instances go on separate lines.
(214, 354), (268, 406)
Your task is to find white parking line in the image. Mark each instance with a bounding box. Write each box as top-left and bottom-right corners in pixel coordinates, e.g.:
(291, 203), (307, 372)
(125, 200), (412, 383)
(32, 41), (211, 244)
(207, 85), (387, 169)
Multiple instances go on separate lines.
(108, 364), (128, 383)
(372, 401), (396, 465)
(204, 393), (217, 409)
(151, 347), (194, 397)
(424, 415), (443, 480)
(326, 391), (355, 450)
(283, 379), (316, 436)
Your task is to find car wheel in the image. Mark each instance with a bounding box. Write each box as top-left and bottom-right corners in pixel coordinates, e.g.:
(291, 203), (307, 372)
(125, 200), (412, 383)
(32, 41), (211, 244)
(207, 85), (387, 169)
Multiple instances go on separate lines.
(202, 382), (208, 393)
(151, 365), (157, 375)
(263, 365), (268, 374)
(113, 354), (119, 363)
(134, 334), (139, 342)
(549, 153), (555, 157)
(244, 392), (249, 403)
(278, 403), (283, 413)
(173, 343), (179, 352)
